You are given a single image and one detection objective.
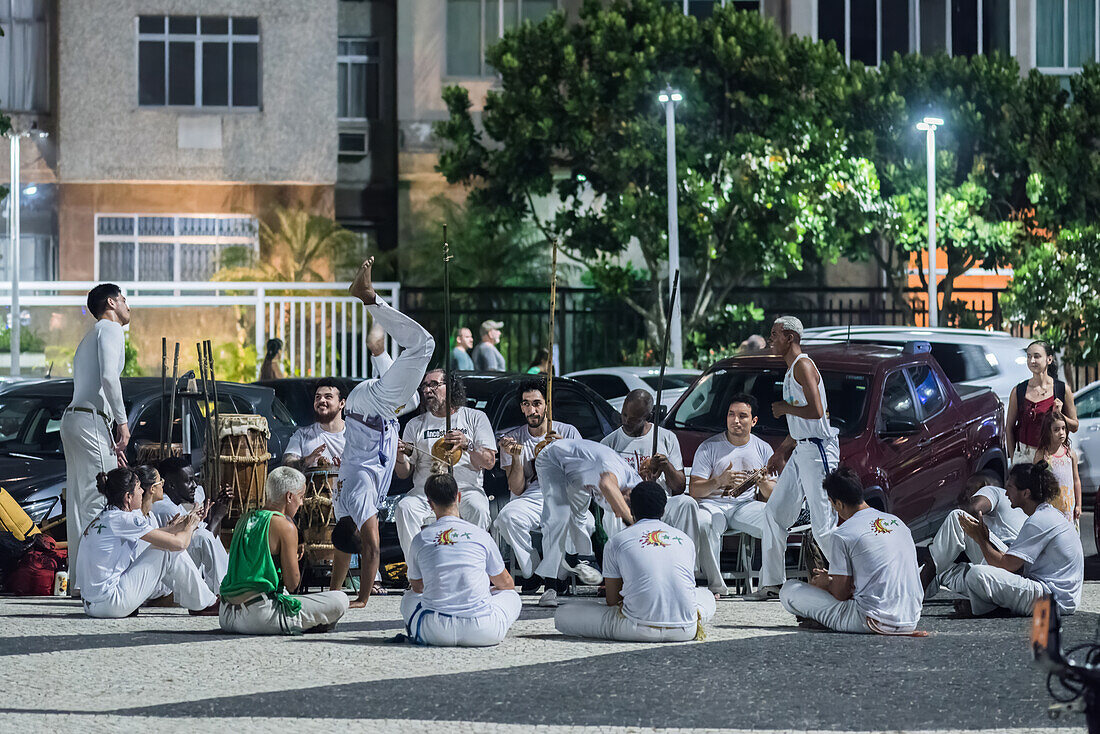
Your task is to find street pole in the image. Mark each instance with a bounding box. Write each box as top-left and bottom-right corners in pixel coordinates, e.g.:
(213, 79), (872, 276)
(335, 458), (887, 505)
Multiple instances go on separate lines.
(659, 85), (684, 368)
(916, 116), (943, 328)
(7, 134), (20, 376)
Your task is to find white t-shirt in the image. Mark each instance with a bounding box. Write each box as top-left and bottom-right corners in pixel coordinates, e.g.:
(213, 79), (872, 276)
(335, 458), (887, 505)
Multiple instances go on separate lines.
(690, 433), (773, 506)
(406, 516), (505, 617)
(75, 508), (155, 603)
(498, 420), (580, 502)
(539, 438), (641, 504)
(284, 423), (347, 465)
(150, 485), (206, 528)
(600, 425), (683, 495)
(402, 407), (495, 496)
(829, 507), (923, 629)
(603, 518), (698, 627)
(1006, 503), (1084, 613)
(973, 485), (1027, 544)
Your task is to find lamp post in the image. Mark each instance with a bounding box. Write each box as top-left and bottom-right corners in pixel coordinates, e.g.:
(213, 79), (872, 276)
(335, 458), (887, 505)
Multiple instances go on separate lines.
(658, 84), (684, 367)
(915, 116), (943, 328)
(5, 124), (48, 376)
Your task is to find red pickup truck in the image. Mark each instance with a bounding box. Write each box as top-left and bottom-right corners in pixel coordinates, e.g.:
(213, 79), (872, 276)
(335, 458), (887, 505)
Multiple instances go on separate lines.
(664, 341), (1006, 541)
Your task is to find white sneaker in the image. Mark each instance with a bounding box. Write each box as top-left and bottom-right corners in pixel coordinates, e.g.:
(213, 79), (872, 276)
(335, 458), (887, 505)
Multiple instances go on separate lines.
(744, 584), (781, 601)
(566, 559), (604, 586)
(538, 588), (559, 607)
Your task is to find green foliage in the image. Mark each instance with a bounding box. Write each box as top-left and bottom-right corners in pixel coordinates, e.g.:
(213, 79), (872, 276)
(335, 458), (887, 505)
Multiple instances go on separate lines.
(121, 338), (143, 377)
(685, 302), (765, 366)
(210, 341), (259, 382)
(0, 326), (45, 353)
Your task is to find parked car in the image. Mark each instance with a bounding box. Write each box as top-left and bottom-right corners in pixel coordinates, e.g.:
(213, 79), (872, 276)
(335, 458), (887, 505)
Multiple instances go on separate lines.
(375, 372), (622, 564)
(1072, 379), (1100, 506)
(801, 326), (1052, 407)
(664, 341), (1006, 541)
(564, 366), (701, 411)
(2, 378), (297, 529)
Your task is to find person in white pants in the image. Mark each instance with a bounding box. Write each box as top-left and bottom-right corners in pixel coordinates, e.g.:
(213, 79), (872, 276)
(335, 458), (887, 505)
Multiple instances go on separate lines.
(493, 378), (585, 596)
(940, 462), (1083, 617)
(921, 472), (1026, 597)
(394, 370), (496, 557)
(402, 473), (521, 647)
(556, 482), (715, 642)
(534, 438), (641, 585)
(779, 467), (923, 635)
(332, 257), (434, 608)
(690, 394), (783, 597)
(756, 315), (841, 601)
(77, 467), (217, 618)
(220, 467), (349, 635)
(62, 284), (132, 598)
(600, 390), (699, 550)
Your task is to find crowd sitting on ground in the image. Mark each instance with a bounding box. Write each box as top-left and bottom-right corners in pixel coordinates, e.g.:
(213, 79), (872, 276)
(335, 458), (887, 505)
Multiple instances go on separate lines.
(63, 268), (1087, 647)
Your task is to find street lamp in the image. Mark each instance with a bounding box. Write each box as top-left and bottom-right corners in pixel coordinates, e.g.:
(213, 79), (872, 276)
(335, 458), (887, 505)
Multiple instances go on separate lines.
(5, 124), (48, 376)
(657, 84), (684, 368)
(915, 116), (943, 328)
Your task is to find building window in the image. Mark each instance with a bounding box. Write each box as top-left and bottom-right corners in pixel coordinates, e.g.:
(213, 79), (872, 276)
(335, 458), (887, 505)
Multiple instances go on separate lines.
(817, 0), (1013, 65)
(137, 15), (260, 108)
(446, 0), (557, 77)
(0, 0), (49, 113)
(670, 0), (762, 18)
(338, 37), (380, 120)
(1036, 0), (1098, 73)
(95, 215), (258, 283)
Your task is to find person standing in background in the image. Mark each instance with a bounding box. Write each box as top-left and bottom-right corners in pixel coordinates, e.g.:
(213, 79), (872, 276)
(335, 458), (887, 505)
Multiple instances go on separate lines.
(472, 320), (506, 372)
(260, 338), (285, 380)
(452, 327), (475, 371)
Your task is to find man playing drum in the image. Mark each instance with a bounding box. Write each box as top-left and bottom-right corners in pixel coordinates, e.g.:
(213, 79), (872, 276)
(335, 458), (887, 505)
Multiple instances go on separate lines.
(283, 379), (348, 470)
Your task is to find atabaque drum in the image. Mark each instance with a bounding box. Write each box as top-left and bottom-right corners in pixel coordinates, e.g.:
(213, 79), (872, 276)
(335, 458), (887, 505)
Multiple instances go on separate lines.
(207, 414), (270, 547)
(301, 464), (339, 567)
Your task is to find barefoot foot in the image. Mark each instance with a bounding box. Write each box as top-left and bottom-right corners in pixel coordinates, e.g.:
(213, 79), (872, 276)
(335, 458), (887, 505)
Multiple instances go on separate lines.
(350, 257), (377, 305)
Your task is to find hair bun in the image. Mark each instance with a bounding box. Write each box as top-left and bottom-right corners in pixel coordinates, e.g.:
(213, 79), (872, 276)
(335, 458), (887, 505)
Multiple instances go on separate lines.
(1033, 460), (1050, 473)
(95, 472), (110, 496)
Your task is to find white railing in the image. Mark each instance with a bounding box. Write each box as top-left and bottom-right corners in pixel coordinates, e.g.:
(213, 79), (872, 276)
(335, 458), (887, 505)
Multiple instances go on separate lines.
(0, 280), (402, 379)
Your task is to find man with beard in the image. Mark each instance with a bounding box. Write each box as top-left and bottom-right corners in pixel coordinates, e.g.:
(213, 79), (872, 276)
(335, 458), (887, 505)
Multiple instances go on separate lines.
(282, 379), (347, 469)
(394, 370), (496, 559)
(493, 378), (586, 600)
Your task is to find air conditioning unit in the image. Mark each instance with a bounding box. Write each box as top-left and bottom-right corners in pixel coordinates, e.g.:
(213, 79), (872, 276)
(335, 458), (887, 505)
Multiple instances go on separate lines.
(338, 124), (369, 157)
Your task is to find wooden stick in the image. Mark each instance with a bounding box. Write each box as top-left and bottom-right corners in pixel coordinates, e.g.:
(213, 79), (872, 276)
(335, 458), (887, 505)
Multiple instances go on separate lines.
(197, 342), (213, 472)
(165, 342), (180, 461)
(547, 239), (558, 429)
(205, 340), (221, 493)
(160, 337), (168, 455)
(443, 224), (453, 474)
(652, 269), (680, 458)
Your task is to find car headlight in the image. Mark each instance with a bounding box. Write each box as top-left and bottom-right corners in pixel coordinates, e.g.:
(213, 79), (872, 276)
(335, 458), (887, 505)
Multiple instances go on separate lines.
(22, 491), (63, 525)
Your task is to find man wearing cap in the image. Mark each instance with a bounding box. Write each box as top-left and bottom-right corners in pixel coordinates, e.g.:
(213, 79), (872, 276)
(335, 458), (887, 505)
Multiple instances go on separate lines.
(749, 315), (841, 601)
(472, 320), (506, 372)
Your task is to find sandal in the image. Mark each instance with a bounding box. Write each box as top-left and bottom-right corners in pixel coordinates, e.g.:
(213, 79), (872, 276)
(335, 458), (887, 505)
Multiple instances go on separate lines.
(372, 582), (388, 596)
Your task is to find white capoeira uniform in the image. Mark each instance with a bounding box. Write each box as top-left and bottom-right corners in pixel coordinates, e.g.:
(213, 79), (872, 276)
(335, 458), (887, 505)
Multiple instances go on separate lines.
(691, 432), (785, 594)
(283, 422), (347, 466)
(764, 352), (841, 579)
(555, 518), (715, 642)
(600, 425), (700, 548)
(151, 486), (229, 596)
(395, 406), (495, 557)
(335, 300), (433, 528)
(780, 508), (922, 634)
(61, 319), (126, 594)
(927, 485), (1026, 596)
(402, 516), (522, 646)
(938, 503), (1083, 616)
(77, 508), (216, 618)
(534, 439), (641, 581)
(493, 421), (589, 578)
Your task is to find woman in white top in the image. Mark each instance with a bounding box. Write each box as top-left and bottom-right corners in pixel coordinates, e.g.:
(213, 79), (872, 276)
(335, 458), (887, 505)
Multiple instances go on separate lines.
(76, 467), (218, 618)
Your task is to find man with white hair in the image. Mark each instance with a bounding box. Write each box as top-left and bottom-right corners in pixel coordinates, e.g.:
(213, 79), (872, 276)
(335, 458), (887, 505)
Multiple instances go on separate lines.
(219, 467), (350, 635)
(750, 315), (841, 601)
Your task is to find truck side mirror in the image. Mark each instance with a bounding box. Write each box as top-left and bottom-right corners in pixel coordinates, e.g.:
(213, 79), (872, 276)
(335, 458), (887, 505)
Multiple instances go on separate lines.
(879, 417), (920, 438)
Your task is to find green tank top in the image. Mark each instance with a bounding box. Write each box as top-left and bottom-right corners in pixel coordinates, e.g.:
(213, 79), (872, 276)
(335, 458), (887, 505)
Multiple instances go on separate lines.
(219, 510), (302, 616)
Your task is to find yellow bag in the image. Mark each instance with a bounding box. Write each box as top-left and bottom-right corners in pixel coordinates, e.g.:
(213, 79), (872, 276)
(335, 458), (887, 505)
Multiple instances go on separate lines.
(0, 489), (40, 541)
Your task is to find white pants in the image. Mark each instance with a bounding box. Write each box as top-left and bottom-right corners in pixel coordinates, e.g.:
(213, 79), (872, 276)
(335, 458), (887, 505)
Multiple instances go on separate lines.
(698, 498), (785, 593)
(764, 437), (841, 582)
(189, 526), (230, 596)
(662, 494), (700, 547)
(492, 494), (593, 578)
(555, 588), (716, 642)
(220, 590), (350, 635)
(401, 589), (522, 647)
(535, 451), (605, 580)
(82, 548), (216, 618)
(929, 509), (1008, 572)
(939, 562), (1048, 616)
(779, 580), (885, 633)
(61, 410), (116, 594)
(395, 490), (491, 558)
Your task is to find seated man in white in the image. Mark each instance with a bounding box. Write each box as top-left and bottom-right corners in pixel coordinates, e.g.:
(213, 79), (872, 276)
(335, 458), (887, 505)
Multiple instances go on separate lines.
(555, 482), (715, 642)
(920, 470), (1027, 598)
(78, 467), (218, 618)
(780, 467), (923, 635)
(534, 437), (641, 586)
(690, 394), (783, 598)
(151, 456), (231, 597)
(942, 461), (1083, 618)
(282, 378), (347, 469)
(219, 467), (349, 634)
(601, 389), (699, 548)
(402, 472), (522, 647)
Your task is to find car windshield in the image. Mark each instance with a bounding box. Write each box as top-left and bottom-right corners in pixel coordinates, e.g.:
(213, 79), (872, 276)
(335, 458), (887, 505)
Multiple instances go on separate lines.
(640, 374), (696, 391)
(0, 396), (69, 456)
(669, 367), (870, 437)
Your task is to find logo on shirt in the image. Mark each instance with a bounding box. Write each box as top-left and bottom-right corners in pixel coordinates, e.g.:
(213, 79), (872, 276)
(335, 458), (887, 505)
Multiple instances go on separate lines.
(434, 528), (472, 546)
(639, 530), (683, 547)
(871, 518), (899, 535)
